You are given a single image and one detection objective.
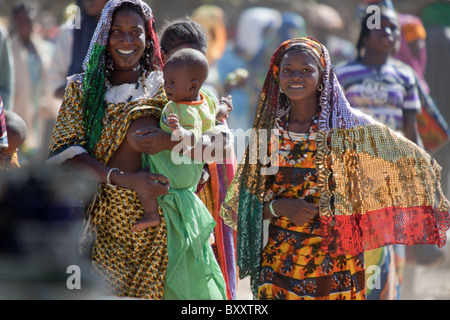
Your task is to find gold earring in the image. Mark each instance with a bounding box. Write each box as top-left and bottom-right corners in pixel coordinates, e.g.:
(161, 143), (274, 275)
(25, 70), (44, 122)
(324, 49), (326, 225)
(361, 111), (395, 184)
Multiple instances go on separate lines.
(317, 84), (323, 92)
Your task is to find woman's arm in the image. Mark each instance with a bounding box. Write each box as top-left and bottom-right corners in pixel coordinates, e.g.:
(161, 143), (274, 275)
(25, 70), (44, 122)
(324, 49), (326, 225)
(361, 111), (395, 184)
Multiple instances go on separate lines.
(63, 152), (170, 199)
(131, 124), (233, 163)
(263, 198), (319, 225)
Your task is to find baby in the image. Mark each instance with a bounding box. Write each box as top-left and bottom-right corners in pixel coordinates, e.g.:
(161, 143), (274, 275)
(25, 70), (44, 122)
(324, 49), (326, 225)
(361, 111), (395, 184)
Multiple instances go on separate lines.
(131, 48), (228, 232)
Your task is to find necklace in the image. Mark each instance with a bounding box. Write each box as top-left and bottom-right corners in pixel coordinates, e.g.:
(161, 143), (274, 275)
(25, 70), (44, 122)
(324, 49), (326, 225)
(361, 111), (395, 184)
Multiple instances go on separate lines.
(105, 69), (147, 103)
(109, 64), (141, 72)
(280, 108), (320, 162)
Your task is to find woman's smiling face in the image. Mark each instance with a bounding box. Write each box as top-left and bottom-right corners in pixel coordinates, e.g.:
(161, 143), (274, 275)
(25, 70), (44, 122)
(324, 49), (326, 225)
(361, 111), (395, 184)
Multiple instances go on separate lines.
(107, 7), (147, 71)
(279, 49), (321, 102)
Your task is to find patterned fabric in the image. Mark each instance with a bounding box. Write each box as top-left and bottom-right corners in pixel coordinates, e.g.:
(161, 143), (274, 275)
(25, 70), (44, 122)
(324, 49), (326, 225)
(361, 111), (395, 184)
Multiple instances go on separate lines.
(258, 122), (365, 300)
(335, 59), (421, 133)
(90, 185), (167, 299)
(219, 37), (450, 297)
(48, 76), (169, 299)
(205, 159), (238, 300)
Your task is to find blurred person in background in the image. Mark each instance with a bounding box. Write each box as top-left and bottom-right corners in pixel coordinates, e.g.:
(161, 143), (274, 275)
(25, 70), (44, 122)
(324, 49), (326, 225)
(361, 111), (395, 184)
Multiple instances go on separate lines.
(302, 2), (355, 66)
(0, 24), (14, 111)
(216, 7), (281, 137)
(48, 0), (108, 101)
(191, 4), (228, 98)
(10, 2), (53, 160)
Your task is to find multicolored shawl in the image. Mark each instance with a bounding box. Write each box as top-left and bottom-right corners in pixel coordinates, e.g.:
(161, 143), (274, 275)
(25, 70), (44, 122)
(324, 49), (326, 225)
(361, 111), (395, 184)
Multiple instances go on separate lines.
(81, 0), (163, 153)
(219, 37), (450, 293)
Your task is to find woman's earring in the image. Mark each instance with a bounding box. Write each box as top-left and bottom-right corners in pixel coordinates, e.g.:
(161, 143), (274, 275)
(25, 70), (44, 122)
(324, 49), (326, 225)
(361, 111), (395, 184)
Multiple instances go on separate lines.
(280, 87), (284, 94)
(317, 84), (323, 92)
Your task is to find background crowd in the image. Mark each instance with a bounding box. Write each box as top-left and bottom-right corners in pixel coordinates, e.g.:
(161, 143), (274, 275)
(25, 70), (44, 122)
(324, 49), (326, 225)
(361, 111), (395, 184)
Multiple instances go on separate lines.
(0, 0), (449, 300)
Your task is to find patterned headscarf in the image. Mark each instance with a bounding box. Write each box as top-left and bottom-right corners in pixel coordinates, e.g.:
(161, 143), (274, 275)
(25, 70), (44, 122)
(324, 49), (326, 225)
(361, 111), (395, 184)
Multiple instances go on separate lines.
(220, 37), (449, 295)
(81, 0), (162, 153)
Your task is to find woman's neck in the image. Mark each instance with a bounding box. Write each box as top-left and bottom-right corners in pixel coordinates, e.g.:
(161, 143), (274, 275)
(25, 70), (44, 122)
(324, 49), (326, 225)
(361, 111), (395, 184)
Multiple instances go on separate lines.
(108, 70), (141, 86)
(289, 99), (319, 123)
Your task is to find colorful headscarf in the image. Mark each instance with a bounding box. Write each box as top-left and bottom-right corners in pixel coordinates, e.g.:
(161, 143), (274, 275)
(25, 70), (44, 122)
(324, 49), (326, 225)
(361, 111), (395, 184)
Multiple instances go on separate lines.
(81, 0), (162, 153)
(219, 37), (450, 295)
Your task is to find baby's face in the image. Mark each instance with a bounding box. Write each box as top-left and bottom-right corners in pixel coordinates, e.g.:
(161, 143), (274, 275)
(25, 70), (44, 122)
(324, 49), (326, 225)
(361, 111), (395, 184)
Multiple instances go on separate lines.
(163, 63), (196, 102)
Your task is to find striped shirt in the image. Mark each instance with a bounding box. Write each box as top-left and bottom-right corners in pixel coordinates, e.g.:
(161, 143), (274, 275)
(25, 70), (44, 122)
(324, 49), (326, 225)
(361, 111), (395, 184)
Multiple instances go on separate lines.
(336, 58), (421, 132)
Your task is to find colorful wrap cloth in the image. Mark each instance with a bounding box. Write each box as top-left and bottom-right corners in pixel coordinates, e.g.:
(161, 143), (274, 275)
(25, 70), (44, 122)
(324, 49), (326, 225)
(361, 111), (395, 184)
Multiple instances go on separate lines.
(219, 37), (450, 295)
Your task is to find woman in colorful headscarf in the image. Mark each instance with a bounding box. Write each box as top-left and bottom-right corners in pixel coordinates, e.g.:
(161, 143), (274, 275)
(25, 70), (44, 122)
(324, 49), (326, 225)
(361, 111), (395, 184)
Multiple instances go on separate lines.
(47, 0), (169, 299)
(219, 37), (449, 300)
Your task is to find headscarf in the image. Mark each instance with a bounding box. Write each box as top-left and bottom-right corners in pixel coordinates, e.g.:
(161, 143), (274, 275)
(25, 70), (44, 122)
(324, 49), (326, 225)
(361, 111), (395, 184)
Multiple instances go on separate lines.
(81, 0), (163, 153)
(219, 37), (450, 296)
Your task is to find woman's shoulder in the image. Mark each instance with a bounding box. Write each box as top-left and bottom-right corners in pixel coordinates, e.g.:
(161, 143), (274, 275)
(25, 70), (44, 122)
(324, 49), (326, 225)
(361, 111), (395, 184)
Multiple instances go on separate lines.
(66, 73), (85, 92)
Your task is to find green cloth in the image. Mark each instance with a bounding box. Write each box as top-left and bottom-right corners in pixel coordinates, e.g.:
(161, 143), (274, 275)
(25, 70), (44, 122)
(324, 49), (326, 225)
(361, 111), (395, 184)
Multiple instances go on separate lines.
(421, 2), (450, 27)
(143, 148), (226, 300)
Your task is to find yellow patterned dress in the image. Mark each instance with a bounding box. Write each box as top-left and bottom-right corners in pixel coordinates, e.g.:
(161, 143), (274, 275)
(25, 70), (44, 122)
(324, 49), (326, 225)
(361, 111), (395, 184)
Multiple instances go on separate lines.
(48, 74), (168, 299)
(258, 121), (366, 300)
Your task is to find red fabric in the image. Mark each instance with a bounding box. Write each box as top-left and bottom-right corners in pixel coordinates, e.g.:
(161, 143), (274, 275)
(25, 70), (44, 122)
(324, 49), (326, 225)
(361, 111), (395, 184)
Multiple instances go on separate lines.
(321, 206), (450, 255)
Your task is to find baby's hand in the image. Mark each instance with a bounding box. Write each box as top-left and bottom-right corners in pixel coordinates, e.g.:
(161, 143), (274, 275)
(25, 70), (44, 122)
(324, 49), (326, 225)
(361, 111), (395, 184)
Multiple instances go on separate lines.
(167, 113), (180, 131)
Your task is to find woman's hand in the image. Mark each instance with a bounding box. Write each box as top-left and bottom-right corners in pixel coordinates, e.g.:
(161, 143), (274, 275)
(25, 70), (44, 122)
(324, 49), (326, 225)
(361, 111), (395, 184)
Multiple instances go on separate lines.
(131, 126), (177, 155)
(265, 198), (319, 225)
(122, 171), (170, 201)
(218, 95), (233, 120)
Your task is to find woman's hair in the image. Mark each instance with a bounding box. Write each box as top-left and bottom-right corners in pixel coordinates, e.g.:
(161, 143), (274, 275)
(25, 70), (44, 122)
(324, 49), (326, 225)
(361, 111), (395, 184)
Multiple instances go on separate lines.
(356, 13), (372, 60)
(159, 17), (208, 55)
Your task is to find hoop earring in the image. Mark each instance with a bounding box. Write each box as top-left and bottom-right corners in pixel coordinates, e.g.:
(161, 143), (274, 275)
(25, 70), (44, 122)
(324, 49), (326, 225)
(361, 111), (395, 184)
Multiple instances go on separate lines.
(317, 84), (323, 92)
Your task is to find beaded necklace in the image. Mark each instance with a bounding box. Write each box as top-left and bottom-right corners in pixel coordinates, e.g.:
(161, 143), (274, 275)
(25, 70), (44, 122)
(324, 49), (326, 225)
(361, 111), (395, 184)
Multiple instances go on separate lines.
(279, 107), (320, 162)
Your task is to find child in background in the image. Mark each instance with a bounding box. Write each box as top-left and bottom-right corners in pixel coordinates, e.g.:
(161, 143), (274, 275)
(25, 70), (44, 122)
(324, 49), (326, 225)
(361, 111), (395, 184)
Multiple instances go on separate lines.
(0, 110), (28, 170)
(132, 47), (228, 232)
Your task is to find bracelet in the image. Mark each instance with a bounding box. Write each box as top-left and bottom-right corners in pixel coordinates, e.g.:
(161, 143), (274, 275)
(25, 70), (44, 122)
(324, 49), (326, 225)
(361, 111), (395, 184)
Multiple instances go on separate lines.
(269, 199), (280, 218)
(106, 167), (120, 186)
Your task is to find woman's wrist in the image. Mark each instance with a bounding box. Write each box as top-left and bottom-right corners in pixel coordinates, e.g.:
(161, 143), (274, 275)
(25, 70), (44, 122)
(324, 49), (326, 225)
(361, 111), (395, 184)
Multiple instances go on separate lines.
(107, 168), (127, 188)
(269, 199), (280, 218)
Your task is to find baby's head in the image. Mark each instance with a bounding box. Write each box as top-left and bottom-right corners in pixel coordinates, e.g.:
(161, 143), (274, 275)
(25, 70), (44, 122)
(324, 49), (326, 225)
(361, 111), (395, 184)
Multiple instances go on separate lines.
(163, 47), (209, 102)
(0, 111), (27, 162)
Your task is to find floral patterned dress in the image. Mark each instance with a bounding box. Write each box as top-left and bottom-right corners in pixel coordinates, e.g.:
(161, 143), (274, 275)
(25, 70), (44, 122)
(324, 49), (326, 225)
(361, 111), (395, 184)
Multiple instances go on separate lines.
(258, 119), (366, 300)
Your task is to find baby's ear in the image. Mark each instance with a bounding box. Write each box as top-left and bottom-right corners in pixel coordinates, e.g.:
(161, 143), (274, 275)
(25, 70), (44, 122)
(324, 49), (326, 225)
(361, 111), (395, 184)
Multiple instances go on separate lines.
(190, 79), (200, 92)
